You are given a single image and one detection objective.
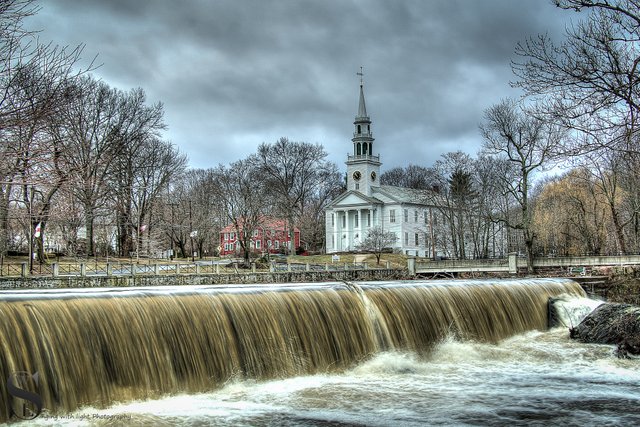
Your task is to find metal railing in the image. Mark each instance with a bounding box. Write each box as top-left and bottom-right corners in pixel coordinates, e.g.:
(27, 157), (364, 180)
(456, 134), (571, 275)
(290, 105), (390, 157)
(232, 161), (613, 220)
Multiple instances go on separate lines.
(0, 259), (393, 278)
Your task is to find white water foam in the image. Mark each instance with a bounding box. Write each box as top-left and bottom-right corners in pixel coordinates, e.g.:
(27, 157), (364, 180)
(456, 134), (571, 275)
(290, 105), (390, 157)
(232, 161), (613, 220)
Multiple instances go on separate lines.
(28, 328), (640, 427)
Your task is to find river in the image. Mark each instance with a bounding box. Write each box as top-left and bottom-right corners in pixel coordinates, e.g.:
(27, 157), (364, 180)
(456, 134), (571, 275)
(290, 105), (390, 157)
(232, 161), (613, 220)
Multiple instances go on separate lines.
(32, 328), (640, 426)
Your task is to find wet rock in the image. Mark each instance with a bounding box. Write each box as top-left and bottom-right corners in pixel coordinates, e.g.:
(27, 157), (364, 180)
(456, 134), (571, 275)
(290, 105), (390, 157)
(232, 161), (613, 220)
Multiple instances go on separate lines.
(570, 303), (640, 357)
(548, 295), (603, 329)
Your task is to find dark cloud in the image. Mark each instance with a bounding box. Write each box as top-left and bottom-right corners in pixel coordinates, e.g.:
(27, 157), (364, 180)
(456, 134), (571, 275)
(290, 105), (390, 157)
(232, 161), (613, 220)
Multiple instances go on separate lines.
(25, 0), (574, 170)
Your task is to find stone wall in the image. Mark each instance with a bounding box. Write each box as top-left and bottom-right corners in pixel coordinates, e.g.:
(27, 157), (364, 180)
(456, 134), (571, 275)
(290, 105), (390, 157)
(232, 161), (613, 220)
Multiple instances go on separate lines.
(0, 269), (407, 290)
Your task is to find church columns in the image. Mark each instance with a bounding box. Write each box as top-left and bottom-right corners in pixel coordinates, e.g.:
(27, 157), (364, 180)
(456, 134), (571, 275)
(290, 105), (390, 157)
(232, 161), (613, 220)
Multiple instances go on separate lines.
(341, 210), (351, 251)
(355, 210), (361, 247)
(329, 207), (379, 252)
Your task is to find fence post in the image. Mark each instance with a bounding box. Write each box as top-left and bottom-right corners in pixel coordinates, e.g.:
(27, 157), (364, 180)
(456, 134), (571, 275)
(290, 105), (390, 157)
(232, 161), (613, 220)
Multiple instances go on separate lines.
(386, 261), (391, 269)
(176, 263), (181, 274)
(287, 262), (291, 272)
(196, 264), (201, 274)
(407, 258), (416, 276)
(52, 263), (59, 277)
(154, 264), (160, 275)
(251, 262), (256, 273)
(508, 253), (517, 274)
(21, 262), (27, 277)
(325, 263), (329, 271)
(270, 262), (275, 273)
(215, 263), (220, 274)
(363, 262), (368, 270)
(306, 263), (310, 272)
(106, 263), (113, 276)
(80, 263), (86, 277)
(131, 263), (136, 276)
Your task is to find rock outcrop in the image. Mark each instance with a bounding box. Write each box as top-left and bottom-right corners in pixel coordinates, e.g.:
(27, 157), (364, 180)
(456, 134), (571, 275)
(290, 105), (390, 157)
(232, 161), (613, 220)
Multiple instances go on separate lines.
(570, 303), (640, 358)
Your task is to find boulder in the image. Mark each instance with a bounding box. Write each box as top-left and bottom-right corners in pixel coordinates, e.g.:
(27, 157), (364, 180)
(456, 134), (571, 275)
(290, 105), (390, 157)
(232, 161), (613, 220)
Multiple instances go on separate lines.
(570, 302), (640, 358)
(548, 295), (603, 329)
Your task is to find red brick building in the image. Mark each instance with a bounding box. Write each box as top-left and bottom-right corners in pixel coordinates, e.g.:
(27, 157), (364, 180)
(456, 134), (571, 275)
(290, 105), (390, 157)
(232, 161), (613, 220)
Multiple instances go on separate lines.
(219, 218), (301, 256)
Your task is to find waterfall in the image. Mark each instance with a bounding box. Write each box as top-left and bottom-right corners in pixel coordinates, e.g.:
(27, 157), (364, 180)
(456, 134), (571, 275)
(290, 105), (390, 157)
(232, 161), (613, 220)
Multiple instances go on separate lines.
(0, 278), (584, 421)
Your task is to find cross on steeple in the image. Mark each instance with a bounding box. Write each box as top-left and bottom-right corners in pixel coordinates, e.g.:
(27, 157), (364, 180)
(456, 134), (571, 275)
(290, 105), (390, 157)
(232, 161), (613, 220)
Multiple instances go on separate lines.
(357, 66), (364, 86)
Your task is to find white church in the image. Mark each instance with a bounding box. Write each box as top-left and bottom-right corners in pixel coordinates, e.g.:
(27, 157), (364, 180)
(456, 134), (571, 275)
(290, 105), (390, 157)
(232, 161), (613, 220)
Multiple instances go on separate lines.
(325, 78), (446, 258)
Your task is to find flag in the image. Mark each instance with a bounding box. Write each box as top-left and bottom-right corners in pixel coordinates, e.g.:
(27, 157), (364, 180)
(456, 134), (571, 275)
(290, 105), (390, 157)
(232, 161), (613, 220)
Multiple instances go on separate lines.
(34, 222), (42, 238)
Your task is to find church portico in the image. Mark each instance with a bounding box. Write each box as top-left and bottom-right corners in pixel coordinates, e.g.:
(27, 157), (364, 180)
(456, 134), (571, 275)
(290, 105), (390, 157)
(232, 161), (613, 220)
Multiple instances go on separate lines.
(329, 207), (377, 252)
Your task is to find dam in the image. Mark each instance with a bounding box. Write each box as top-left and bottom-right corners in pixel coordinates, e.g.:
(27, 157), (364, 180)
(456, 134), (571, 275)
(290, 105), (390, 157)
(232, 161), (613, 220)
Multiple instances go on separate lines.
(1, 278), (639, 425)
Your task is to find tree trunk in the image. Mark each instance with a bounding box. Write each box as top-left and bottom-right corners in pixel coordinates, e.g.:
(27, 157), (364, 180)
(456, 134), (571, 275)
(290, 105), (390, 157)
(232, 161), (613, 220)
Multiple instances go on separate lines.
(609, 201), (628, 255)
(0, 186), (9, 256)
(83, 204), (95, 256)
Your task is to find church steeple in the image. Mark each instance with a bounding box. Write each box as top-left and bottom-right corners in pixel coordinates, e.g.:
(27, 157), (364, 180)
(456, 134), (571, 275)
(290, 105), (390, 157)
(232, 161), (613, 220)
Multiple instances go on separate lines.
(357, 80), (368, 118)
(347, 68), (381, 196)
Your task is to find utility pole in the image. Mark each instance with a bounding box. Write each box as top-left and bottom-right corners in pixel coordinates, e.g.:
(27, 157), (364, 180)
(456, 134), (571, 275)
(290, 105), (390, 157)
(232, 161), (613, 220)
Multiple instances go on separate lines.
(170, 202), (175, 260)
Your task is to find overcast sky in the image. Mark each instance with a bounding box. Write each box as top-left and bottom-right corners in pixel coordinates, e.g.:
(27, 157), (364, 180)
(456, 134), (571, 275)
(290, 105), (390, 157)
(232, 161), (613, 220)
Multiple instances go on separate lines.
(25, 0), (579, 172)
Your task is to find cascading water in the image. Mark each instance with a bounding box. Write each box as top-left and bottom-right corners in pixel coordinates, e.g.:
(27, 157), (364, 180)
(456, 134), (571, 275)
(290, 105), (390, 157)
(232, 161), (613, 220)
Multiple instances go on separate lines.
(0, 278), (609, 423)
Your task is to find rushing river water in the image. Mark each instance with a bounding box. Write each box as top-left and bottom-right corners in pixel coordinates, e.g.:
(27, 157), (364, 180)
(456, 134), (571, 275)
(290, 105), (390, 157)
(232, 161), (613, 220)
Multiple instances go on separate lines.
(2, 279), (638, 426)
(30, 328), (640, 427)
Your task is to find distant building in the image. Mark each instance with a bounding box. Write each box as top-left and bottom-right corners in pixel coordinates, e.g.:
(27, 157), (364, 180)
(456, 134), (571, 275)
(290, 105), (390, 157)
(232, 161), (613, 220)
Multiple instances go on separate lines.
(219, 218), (301, 256)
(325, 77), (447, 257)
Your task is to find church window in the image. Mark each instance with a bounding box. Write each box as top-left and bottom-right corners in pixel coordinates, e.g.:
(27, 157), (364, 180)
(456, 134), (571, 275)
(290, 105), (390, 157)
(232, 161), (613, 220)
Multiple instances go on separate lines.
(369, 143), (372, 154)
(415, 210), (418, 222)
(415, 233), (419, 246)
(357, 143), (361, 155)
(256, 240), (261, 249)
(331, 213), (335, 227)
(404, 209), (408, 222)
(355, 183), (359, 190)
(390, 209), (396, 223)
(363, 144), (367, 155)
(368, 125), (370, 133)
(357, 124), (361, 134)
(404, 232), (409, 245)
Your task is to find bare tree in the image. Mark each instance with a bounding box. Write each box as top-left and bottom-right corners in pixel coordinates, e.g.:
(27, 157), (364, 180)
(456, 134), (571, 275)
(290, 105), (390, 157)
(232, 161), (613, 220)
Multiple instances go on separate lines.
(356, 226), (398, 265)
(107, 88), (167, 257)
(0, 0), (88, 256)
(480, 98), (564, 272)
(513, 0), (640, 155)
(256, 137), (335, 254)
(297, 163), (343, 252)
(381, 164), (437, 190)
(212, 160), (268, 267)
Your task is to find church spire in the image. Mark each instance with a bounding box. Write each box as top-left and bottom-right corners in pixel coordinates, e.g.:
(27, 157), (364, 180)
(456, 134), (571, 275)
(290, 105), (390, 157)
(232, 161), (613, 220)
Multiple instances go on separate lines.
(347, 68), (380, 196)
(357, 67), (368, 118)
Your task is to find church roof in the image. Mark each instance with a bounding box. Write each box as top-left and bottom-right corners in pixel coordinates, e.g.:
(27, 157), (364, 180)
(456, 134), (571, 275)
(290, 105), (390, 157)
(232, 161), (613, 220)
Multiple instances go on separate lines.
(373, 185), (440, 205)
(325, 190), (383, 209)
